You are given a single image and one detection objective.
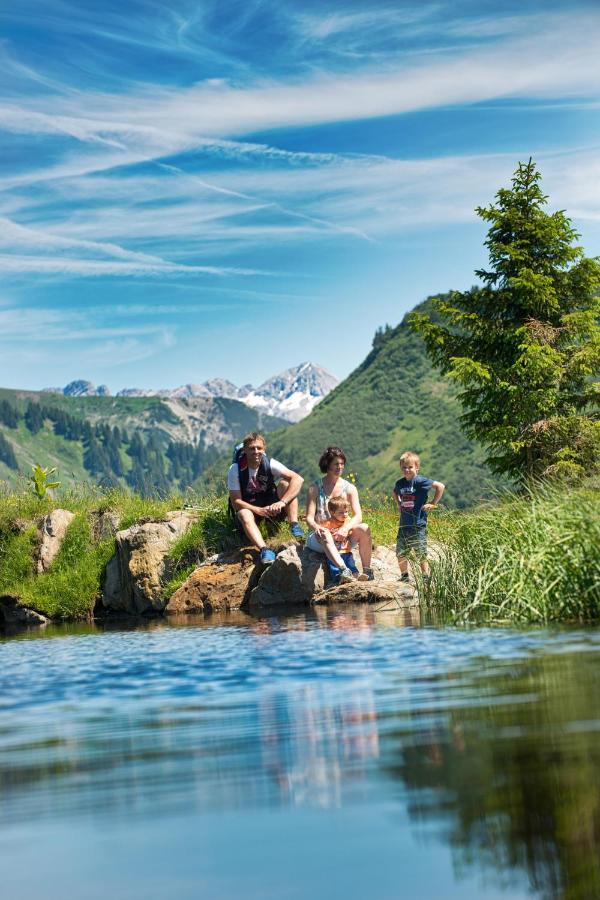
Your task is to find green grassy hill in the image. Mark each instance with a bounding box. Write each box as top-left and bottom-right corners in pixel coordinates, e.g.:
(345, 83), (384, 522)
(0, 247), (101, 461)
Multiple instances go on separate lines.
(261, 296), (495, 509)
(0, 389), (286, 495)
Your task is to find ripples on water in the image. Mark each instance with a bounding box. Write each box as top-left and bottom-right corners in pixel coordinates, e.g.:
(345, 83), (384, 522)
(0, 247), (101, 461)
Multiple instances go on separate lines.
(1, 608), (600, 900)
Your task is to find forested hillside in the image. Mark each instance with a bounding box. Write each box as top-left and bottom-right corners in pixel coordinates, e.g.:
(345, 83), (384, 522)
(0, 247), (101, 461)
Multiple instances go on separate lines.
(262, 297), (495, 509)
(0, 389), (286, 494)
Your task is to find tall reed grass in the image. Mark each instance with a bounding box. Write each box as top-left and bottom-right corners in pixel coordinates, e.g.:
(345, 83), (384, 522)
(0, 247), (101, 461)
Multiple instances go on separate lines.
(423, 485), (600, 623)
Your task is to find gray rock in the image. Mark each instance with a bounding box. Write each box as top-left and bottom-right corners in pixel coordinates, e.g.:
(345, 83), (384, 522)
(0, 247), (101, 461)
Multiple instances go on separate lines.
(165, 548), (258, 615)
(91, 510), (121, 542)
(246, 544), (327, 610)
(37, 508), (75, 574)
(0, 595), (48, 629)
(249, 543), (417, 609)
(101, 511), (196, 615)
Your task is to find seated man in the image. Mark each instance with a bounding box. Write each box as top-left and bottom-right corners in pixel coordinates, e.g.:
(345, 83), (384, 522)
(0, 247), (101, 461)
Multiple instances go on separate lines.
(228, 432), (304, 565)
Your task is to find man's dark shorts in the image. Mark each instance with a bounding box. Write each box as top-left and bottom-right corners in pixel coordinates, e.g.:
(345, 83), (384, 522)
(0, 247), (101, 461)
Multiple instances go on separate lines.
(235, 506), (286, 537)
(396, 525), (427, 558)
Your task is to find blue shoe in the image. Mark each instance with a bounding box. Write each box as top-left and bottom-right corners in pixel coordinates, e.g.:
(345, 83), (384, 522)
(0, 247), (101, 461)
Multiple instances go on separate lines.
(290, 522), (305, 540)
(259, 548), (276, 566)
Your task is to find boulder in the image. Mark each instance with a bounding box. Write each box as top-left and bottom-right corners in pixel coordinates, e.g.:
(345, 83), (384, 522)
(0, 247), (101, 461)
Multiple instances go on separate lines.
(246, 544), (327, 610)
(0, 595), (48, 630)
(101, 511), (196, 615)
(36, 508), (75, 574)
(250, 543), (417, 609)
(165, 548), (258, 615)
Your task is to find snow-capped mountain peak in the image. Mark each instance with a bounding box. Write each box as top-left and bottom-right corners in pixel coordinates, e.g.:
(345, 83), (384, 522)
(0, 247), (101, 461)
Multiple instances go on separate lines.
(43, 363), (338, 422)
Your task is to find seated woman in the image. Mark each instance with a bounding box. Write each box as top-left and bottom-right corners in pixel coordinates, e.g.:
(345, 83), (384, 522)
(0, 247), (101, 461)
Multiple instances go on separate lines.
(305, 446), (374, 582)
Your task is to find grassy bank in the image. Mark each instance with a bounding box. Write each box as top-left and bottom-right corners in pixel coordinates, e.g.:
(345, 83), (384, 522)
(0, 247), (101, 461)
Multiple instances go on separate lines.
(421, 485), (600, 624)
(1, 481), (597, 624)
(0, 485), (228, 620)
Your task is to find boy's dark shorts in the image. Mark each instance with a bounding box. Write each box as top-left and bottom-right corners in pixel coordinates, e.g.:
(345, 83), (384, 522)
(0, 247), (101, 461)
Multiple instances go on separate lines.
(396, 525), (427, 559)
(234, 507), (286, 537)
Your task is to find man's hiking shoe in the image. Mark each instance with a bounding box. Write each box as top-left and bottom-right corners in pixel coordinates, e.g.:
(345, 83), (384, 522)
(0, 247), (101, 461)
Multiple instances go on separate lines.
(290, 522), (305, 540)
(259, 548), (277, 566)
(358, 567), (374, 582)
(340, 567), (355, 584)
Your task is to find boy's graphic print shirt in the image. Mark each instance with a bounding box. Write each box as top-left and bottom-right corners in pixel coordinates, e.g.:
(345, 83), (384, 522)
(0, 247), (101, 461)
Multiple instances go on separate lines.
(393, 475), (433, 528)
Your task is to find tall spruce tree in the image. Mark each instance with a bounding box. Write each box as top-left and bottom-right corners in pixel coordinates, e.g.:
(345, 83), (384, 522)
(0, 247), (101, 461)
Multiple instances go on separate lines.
(410, 159), (600, 482)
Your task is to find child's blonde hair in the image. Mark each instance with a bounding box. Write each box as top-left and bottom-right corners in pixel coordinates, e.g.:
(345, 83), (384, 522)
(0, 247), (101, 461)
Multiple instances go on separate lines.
(400, 451), (420, 467)
(328, 496), (350, 515)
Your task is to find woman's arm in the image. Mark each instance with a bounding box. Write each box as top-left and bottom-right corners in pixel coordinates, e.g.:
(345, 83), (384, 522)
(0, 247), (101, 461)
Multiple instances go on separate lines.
(305, 483), (323, 534)
(341, 484), (363, 534)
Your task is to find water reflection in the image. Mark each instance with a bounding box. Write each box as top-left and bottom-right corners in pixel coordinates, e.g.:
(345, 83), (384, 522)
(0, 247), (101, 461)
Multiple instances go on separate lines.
(382, 650), (600, 899)
(1, 615), (599, 899)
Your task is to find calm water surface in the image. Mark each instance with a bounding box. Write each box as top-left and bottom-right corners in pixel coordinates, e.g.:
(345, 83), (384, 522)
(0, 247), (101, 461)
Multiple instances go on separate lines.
(1, 607), (599, 900)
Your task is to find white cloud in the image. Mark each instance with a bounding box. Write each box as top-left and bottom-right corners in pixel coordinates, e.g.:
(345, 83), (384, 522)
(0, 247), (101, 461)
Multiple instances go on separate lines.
(0, 254), (270, 277)
(3, 12), (600, 154)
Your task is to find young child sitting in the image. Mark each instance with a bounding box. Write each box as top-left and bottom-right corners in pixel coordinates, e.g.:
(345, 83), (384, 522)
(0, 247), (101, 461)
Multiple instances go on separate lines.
(322, 496), (369, 585)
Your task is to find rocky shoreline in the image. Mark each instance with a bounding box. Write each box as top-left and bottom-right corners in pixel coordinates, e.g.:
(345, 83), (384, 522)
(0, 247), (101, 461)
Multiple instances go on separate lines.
(0, 509), (418, 631)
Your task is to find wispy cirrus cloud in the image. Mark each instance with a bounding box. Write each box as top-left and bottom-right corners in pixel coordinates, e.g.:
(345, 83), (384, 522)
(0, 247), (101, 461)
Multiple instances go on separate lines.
(4, 11), (600, 152)
(2, 1), (600, 390)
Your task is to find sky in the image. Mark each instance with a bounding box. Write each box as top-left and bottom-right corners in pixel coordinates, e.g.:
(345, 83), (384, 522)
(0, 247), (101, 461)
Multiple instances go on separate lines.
(1, 0), (600, 393)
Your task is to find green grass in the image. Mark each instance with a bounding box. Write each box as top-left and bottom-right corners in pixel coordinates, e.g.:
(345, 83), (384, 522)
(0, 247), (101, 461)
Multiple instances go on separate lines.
(422, 485), (600, 624)
(2, 481), (597, 623)
(0, 484), (194, 619)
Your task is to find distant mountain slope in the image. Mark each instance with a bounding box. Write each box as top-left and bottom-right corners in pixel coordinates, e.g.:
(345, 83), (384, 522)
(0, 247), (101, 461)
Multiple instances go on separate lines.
(44, 362), (338, 423)
(0, 388), (286, 494)
(263, 297), (494, 509)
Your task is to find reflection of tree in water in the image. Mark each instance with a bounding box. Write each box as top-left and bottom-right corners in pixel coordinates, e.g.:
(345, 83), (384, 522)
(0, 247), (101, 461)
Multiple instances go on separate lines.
(384, 651), (600, 899)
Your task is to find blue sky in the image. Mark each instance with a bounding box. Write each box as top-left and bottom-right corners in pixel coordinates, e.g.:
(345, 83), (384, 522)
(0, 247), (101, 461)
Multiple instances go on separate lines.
(2, 0), (600, 392)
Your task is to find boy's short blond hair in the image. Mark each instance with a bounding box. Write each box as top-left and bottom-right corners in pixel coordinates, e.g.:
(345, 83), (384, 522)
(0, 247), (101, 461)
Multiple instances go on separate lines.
(328, 496), (350, 514)
(400, 451), (420, 467)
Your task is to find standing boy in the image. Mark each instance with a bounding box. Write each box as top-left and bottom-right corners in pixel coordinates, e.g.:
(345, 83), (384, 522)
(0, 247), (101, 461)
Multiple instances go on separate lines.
(393, 452), (444, 583)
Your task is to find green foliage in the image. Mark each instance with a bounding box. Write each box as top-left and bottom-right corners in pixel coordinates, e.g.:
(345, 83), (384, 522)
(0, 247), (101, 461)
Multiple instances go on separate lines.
(29, 464), (60, 499)
(16, 514), (115, 619)
(0, 388), (286, 497)
(410, 160), (600, 483)
(0, 400), (18, 428)
(162, 499), (236, 596)
(0, 432), (18, 470)
(230, 301), (495, 510)
(423, 485), (600, 623)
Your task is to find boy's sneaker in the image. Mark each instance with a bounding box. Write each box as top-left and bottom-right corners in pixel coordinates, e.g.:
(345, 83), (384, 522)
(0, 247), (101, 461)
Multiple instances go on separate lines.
(358, 567), (374, 582)
(340, 567), (354, 584)
(289, 522), (305, 540)
(259, 548), (277, 566)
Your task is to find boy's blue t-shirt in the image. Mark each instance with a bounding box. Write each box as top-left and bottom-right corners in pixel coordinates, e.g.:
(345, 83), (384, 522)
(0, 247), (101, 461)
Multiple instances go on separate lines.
(394, 475), (434, 527)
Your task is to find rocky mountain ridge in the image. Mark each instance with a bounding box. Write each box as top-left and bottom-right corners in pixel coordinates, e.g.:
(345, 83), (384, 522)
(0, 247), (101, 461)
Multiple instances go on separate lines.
(43, 362), (338, 423)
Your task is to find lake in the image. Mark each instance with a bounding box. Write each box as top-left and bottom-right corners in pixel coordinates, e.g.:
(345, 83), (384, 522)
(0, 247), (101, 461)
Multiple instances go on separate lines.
(1, 606), (599, 899)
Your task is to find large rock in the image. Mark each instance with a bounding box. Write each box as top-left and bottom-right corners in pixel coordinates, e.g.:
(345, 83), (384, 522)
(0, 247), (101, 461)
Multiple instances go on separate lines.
(0, 595), (48, 630)
(250, 543), (417, 609)
(101, 511), (196, 615)
(246, 544), (328, 610)
(37, 509), (75, 574)
(165, 548), (259, 615)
